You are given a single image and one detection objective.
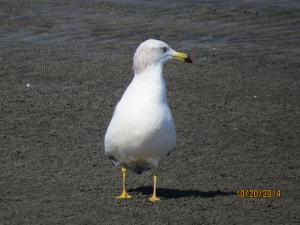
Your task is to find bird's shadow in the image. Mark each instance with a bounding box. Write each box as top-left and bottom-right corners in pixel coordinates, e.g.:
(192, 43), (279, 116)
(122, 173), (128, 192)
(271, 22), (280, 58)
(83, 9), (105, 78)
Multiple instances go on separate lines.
(128, 186), (236, 199)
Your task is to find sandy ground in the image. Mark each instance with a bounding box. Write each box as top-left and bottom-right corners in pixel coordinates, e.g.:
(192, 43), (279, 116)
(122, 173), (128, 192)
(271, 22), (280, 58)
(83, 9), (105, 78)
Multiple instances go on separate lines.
(1, 0), (300, 224)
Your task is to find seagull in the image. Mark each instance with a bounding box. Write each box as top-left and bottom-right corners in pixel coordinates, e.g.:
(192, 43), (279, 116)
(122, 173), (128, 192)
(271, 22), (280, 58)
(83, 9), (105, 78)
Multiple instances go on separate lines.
(104, 39), (193, 201)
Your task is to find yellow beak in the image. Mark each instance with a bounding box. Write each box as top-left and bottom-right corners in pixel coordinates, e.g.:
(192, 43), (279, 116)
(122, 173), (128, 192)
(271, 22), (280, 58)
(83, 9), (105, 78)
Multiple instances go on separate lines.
(172, 52), (193, 63)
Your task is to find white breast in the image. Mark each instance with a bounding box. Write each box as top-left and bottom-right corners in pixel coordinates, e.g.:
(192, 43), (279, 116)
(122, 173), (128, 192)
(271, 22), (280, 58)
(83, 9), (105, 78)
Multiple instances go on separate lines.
(104, 69), (176, 172)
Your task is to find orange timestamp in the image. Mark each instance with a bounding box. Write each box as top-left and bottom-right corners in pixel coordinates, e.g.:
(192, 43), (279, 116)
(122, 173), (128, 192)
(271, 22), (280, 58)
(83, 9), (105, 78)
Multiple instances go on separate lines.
(237, 190), (280, 198)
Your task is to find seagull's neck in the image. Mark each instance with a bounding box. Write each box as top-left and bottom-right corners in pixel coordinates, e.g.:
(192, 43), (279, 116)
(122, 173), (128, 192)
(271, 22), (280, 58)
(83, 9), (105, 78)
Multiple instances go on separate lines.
(134, 64), (162, 79)
(130, 65), (167, 102)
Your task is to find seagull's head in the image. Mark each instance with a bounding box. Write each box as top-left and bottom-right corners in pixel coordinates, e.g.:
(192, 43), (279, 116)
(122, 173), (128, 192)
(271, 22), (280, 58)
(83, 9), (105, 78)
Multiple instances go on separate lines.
(133, 39), (193, 74)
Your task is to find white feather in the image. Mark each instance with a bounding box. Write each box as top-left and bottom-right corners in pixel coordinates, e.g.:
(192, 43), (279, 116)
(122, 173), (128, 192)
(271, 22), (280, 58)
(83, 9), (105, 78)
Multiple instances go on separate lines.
(105, 39), (177, 173)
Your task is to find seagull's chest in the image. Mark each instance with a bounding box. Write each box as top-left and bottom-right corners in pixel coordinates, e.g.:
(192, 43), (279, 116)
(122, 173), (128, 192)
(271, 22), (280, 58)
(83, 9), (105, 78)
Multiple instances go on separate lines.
(105, 74), (176, 152)
(111, 97), (174, 139)
(105, 96), (175, 151)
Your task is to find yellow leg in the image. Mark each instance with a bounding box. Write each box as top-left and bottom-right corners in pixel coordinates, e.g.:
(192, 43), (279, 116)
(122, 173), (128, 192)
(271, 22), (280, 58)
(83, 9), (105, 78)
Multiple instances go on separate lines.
(117, 164), (132, 199)
(149, 167), (160, 202)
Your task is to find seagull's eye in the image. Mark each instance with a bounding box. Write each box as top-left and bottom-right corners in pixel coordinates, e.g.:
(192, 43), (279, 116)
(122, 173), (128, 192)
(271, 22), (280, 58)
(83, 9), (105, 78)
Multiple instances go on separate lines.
(161, 47), (167, 53)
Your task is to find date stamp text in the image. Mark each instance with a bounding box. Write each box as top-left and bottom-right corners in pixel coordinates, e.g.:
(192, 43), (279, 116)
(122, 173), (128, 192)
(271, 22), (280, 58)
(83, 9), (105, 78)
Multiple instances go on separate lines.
(237, 190), (280, 198)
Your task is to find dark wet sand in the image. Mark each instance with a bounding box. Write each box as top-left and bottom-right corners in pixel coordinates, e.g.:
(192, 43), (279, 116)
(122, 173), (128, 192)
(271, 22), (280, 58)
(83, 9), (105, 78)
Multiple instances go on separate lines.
(1, 0), (300, 224)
